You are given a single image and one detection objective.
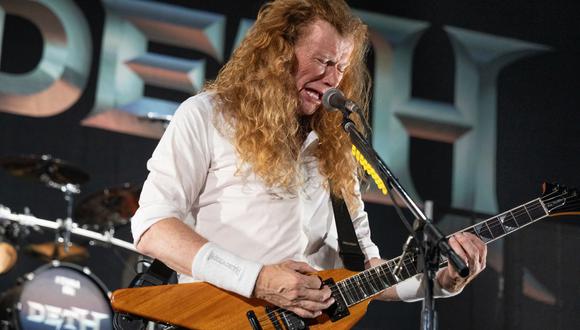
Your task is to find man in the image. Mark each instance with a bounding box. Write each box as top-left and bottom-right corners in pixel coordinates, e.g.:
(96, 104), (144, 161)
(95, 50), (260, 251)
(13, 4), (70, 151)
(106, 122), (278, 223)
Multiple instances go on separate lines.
(131, 0), (487, 320)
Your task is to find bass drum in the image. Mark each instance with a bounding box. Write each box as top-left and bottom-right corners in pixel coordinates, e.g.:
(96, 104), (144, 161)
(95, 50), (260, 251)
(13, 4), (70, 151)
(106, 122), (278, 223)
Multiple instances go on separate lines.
(0, 261), (113, 330)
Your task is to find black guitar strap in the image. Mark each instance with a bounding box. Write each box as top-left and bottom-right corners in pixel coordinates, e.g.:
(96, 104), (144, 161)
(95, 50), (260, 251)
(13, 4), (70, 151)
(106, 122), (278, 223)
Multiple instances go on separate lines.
(331, 196), (366, 271)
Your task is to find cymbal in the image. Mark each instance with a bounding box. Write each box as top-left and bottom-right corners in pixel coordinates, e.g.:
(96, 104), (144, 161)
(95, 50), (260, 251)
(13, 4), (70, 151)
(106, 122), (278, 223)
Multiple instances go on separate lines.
(25, 242), (89, 263)
(0, 154), (89, 186)
(0, 242), (17, 274)
(74, 183), (141, 230)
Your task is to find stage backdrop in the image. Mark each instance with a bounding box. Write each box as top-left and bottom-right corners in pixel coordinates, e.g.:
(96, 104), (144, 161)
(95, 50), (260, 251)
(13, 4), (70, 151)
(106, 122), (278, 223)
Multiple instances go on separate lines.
(1, 0), (579, 329)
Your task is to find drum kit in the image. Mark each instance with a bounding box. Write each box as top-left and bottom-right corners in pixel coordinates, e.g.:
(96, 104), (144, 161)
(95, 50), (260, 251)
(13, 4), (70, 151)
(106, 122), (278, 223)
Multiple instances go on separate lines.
(0, 154), (143, 330)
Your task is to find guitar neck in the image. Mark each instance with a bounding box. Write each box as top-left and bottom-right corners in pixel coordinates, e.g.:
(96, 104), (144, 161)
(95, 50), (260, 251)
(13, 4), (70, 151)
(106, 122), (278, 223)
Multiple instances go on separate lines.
(334, 198), (549, 307)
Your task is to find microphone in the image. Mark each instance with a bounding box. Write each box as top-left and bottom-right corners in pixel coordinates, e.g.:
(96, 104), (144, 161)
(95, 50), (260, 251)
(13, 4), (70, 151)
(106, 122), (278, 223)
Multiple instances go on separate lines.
(322, 88), (360, 114)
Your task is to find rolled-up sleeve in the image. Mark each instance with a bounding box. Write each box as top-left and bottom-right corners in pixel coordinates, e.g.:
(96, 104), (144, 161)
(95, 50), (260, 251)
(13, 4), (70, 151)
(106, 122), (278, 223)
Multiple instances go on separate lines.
(131, 95), (213, 244)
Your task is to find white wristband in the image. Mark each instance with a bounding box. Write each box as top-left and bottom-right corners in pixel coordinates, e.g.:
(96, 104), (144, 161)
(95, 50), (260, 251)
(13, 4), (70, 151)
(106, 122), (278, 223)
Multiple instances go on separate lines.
(395, 273), (463, 302)
(191, 242), (263, 298)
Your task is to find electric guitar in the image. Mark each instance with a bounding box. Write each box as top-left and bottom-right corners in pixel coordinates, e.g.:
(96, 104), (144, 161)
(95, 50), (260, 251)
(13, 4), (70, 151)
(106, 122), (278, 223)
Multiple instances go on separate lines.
(111, 182), (579, 329)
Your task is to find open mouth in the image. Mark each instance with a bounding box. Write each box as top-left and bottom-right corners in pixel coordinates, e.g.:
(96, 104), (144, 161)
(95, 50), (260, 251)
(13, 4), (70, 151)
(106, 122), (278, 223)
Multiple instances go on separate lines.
(304, 88), (322, 101)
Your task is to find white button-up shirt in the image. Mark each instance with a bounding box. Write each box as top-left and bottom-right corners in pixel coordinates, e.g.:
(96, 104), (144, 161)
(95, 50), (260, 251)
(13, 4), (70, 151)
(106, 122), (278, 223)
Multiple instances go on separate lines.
(131, 92), (380, 282)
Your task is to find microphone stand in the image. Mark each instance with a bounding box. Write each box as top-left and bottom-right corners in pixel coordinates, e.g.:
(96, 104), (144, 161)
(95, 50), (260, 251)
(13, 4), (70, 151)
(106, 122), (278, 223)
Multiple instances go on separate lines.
(337, 112), (469, 330)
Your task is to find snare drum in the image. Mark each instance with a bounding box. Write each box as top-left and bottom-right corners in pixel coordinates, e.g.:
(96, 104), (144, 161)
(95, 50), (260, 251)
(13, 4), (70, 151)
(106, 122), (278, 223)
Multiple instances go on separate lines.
(0, 261), (113, 330)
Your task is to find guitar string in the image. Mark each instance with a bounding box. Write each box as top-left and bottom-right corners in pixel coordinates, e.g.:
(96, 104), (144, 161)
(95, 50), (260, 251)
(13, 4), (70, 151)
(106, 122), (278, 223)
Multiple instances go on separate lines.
(256, 192), (580, 327)
(253, 199), (558, 327)
(257, 196), (565, 328)
(258, 192), (575, 327)
(253, 201), (550, 327)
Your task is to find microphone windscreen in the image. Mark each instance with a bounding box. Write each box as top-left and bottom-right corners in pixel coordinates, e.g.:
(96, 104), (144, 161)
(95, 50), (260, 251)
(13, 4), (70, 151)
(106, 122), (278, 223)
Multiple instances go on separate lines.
(322, 88), (345, 111)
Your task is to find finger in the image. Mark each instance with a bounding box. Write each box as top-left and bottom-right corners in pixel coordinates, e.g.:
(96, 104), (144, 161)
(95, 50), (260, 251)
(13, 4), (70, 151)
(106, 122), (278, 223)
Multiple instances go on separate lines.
(288, 260), (318, 274)
(296, 286), (333, 302)
(294, 296), (335, 313)
(464, 233), (488, 266)
(297, 273), (323, 290)
(448, 236), (467, 275)
(479, 244), (488, 268)
(455, 233), (480, 269)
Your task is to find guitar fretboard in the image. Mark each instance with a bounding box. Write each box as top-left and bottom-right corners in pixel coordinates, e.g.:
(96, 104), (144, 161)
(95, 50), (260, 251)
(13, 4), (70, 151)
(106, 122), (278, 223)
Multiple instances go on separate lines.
(333, 198), (549, 306)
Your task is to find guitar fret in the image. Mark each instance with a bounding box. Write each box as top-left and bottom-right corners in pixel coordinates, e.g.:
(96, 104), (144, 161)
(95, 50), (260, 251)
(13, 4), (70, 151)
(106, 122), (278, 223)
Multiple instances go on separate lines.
(369, 268), (382, 291)
(401, 260), (412, 279)
(362, 272), (375, 295)
(365, 269), (381, 294)
(358, 275), (369, 299)
(352, 277), (364, 301)
(484, 220), (497, 239)
(340, 279), (351, 304)
(348, 278), (360, 302)
(526, 200), (547, 220)
(361, 273), (373, 296)
(380, 263), (395, 286)
(473, 222), (493, 242)
(355, 275), (367, 298)
(406, 258), (418, 276)
(373, 268), (384, 291)
(506, 210), (520, 227)
(521, 203), (534, 224)
(384, 261), (398, 284)
(340, 281), (355, 305)
(376, 267), (388, 287)
(346, 277), (358, 302)
(333, 282), (349, 307)
(488, 217), (506, 238)
(514, 205), (533, 226)
(378, 266), (390, 288)
(365, 270), (379, 293)
(495, 215), (509, 235)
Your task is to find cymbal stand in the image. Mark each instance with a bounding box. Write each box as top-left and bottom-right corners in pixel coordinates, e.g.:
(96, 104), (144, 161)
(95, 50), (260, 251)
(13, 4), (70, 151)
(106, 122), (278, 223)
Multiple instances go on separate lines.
(41, 174), (80, 256)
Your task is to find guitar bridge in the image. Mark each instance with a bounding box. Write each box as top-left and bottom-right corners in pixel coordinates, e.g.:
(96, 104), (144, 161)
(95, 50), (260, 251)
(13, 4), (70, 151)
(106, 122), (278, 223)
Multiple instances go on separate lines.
(322, 278), (350, 322)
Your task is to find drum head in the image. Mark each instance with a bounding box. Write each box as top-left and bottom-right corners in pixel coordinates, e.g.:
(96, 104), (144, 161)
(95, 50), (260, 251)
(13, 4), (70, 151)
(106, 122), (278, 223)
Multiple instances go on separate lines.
(15, 262), (112, 329)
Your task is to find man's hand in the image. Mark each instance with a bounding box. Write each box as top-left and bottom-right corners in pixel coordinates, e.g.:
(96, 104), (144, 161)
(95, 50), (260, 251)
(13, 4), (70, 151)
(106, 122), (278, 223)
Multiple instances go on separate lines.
(253, 260), (335, 318)
(437, 232), (487, 292)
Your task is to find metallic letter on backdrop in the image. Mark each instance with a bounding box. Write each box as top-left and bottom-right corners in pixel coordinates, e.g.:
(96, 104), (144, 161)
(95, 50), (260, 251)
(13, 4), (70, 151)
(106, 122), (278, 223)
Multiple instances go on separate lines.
(358, 10), (548, 215)
(358, 11), (553, 304)
(82, 0), (225, 139)
(0, 0), (91, 117)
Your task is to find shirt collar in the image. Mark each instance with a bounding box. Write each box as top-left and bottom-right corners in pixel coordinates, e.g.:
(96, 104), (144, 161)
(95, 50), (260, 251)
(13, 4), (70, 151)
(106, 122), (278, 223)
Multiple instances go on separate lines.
(302, 130), (320, 152)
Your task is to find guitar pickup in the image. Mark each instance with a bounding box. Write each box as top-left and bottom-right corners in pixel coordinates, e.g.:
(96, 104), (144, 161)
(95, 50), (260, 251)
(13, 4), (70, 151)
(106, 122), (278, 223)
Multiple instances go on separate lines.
(247, 307), (308, 330)
(322, 278), (350, 322)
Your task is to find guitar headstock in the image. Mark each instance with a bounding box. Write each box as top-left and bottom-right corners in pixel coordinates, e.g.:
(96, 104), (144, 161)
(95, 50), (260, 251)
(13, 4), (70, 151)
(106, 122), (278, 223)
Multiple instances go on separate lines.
(541, 182), (580, 216)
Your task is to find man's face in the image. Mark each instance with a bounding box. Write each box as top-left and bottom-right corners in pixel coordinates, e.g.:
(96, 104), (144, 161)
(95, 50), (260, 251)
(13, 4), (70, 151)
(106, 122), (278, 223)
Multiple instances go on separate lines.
(293, 19), (354, 116)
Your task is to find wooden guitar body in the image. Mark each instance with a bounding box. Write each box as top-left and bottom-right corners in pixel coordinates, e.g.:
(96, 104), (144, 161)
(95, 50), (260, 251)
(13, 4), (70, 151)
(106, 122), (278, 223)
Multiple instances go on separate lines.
(111, 182), (579, 329)
(112, 268), (366, 329)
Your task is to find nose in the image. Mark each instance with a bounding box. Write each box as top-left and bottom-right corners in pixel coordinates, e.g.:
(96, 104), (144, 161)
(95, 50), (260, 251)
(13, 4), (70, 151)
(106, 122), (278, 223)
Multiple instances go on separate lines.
(322, 66), (342, 87)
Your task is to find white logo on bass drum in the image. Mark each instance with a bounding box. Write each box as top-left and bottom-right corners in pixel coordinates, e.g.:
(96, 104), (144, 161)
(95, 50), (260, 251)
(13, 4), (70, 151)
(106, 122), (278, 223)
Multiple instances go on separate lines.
(54, 275), (81, 296)
(26, 301), (110, 330)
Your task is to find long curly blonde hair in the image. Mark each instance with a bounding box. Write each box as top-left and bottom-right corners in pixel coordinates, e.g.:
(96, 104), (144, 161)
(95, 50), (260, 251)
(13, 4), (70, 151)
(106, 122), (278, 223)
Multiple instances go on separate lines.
(205, 0), (370, 200)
